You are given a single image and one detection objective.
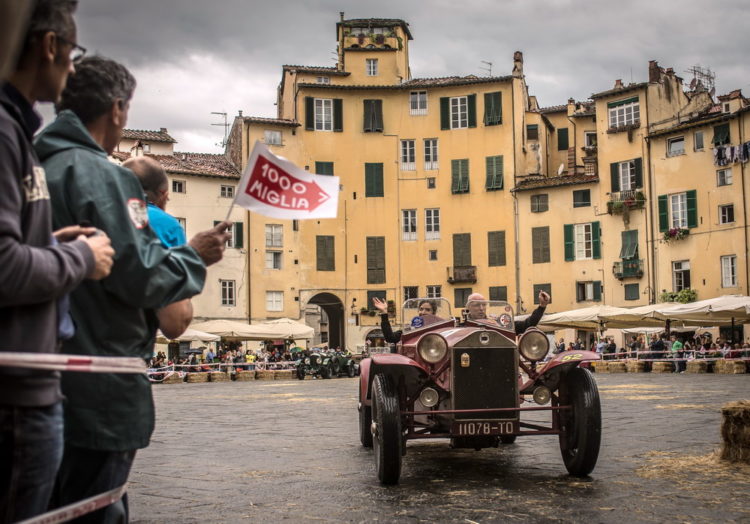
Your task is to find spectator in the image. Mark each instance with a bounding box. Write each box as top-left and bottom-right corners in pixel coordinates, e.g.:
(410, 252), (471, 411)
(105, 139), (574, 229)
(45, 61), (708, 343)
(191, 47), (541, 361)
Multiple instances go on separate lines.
(671, 335), (685, 372)
(37, 56), (231, 521)
(555, 338), (566, 354)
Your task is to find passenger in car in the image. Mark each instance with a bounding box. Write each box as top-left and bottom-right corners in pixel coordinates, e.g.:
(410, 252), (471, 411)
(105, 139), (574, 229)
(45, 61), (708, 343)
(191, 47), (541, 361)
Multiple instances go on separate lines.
(465, 290), (550, 335)
(372, 297), (437, 347)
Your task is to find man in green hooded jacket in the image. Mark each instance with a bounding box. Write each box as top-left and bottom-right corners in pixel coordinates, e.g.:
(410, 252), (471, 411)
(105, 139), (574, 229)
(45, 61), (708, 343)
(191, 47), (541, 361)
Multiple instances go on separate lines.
(36, 55), (231, 522)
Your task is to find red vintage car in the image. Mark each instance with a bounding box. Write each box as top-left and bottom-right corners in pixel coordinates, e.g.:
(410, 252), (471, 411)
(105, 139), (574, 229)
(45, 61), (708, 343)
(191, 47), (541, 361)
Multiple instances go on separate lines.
(358, 298), (602, 484)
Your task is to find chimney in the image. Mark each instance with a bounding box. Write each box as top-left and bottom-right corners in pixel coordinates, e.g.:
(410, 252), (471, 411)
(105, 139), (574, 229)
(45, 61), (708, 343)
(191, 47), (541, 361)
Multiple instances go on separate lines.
(238, 110), (243, 117)
(614, 79), (623, 89)
(648, 60), (660, 83)
(512, 51), (524, 78)
(160, 127), (167, 133)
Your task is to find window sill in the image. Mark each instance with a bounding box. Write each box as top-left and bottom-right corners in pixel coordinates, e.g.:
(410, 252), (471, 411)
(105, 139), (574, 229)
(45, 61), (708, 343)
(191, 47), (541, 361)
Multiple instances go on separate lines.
(607, 122), (641, 134)
(667, 151), (685, 158)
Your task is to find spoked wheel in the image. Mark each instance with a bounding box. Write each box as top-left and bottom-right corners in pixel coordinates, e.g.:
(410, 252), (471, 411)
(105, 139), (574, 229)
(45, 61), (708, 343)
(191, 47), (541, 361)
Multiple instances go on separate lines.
(296, 366), (305, 380)
(372, 374), (402, 485)
(558, 367), (601, 477)
(359, 378), (373, 448)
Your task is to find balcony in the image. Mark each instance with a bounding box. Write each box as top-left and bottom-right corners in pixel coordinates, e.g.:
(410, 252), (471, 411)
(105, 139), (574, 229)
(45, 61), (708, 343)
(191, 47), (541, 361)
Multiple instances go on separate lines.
(613, 258), (644, 280)
(607, 190), (646, 215)
(447, 265), (477, 284)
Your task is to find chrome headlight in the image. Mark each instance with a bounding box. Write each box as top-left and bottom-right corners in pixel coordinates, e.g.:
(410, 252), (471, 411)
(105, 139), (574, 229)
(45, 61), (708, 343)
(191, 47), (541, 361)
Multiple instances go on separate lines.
(518, 329), (549, 361)
(418, 387), (440, 407)
(418, 334), (448, 363)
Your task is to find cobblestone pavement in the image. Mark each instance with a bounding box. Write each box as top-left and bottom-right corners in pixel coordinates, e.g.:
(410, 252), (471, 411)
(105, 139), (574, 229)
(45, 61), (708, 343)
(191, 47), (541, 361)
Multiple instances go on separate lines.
(129, 373), (750, 523)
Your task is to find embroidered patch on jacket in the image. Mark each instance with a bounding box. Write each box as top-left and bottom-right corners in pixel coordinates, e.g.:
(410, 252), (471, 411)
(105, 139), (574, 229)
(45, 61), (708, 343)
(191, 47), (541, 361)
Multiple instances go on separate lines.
(22, 166), (50, 202)
(126, 198), (149, 229)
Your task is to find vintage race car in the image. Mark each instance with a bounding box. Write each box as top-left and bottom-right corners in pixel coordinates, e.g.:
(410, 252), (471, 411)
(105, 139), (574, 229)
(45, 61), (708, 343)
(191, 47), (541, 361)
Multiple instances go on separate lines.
(357, 298), (602, 484)
(296, 351), (334, 379)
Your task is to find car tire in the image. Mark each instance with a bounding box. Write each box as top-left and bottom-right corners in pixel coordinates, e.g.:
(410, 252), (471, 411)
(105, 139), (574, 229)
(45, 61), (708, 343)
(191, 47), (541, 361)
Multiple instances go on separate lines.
(331, 359), (341, 375)
(296, 366), (305, 380)
(558, 367), (601, 477)
(347, 364), (356, 378)
(372, 374), (402, 485)
(500, 435), (517, 444)
(359, 379), (373, 448)
(320, 365), (332, 379)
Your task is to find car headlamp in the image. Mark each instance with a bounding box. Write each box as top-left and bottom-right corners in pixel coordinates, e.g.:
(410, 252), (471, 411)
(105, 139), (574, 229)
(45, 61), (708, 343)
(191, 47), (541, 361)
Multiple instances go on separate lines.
(418, 387), (440, 407)
(417, 334), (448, 364)
(518, 329), (549, 361)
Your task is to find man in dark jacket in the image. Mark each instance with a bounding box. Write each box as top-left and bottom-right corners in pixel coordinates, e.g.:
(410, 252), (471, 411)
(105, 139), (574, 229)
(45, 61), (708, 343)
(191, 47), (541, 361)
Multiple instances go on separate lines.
(0, 2), (116, 522)
(37, 55), (231, 522)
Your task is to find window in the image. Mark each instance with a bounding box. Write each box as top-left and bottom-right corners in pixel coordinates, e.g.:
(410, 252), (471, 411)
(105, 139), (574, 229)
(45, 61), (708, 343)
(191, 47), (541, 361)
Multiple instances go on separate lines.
(532, 226), (550, 264)
(712, 123), (730, 146)
(315, 161), (334, 176)
(584, 131), (597, 147)
(624, 283), (639, 301)
(721, 255), (737, 288)
(489, 286), (507, 302)
(316, 76), (330, 84)
(264, 130), (282, 145)
(365, 163), (384, 197)
(266, 291), (283, 312)
(564, 222), (601, 261)
(175, 217), (186, 231)
(455, 288), (473, 309)
(366, 58), (378, 76)
(366, 236), (385, 284)
(410, 91), (427, 115)
(265, 224), (282, 247)
(366, 291), (386, 312)
(450, 96), (468, 129)
(576, 281), (602, 302)
(658, 191), (697, 231)
(220, 222), (244, 249)
(142, 143), (151, 153)
(557, 128), (569, 150)
(533, 284), (551, 304)
(485, 155), (503, 190)
(425, 208), (440, 240)
(451, 159), (470, 194)
(400, 140), (416, 170)
(220, 185), (235, 198)
(363, 99), (384, 132)
(427, 285), (441, 298)
(220, 280), (235, 306)
(667, 136), (685, 157)
(453, 233), (472, 267)
(530, 194), (549, 213)
(292, 220), (299, 232)
(488, 231), (506, 267)
(316, 235), (335, 271)
(428, 250), (438, 261)
(608, 97), (640, 128)
(719, 204), (734, 224)
(440, 95), (476, 130)
(427, 177), (436, 189)
(672, 261), (691, 292)
(694, 131), (705, 151)
(314, 98), (333, 131)
(172, 180), (185, 193)
(610, 159), (643, 191)
(573, 189), (591, 207)
(483, 91), (502, 126)
(527, 124), (539, 140)
(424, 138), (438, 170)
(404, 286), (418, 302)
(265, 251), (282, 269)
(402, 209), (417, 241)
(619, 230), (639, 259)
(717, 168), (732, 186)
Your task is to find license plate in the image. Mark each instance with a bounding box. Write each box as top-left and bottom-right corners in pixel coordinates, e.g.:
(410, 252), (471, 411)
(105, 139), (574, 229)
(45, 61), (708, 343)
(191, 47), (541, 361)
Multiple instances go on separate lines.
(451, 420), (518, 436)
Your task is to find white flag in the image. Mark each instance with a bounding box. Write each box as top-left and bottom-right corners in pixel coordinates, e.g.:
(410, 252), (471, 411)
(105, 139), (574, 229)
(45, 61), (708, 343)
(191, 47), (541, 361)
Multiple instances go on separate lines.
(233, 141), (339, 219)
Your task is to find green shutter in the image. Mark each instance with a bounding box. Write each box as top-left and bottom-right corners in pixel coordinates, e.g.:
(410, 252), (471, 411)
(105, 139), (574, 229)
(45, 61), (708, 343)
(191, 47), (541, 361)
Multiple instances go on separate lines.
(658, 195), (669, 232)
(333, 98), (343, 132)
(485, 155), (503, 190)
(610, 163), (620, 193)
(316, 235), (335, 271)
(564, 224), (574, 261)
(467, 94), (477, 128)
(440, 97), (450, 130)
(364, 99), (383, 132)
(315, 162), (334, 175)
(593, 281), (602, 301)
(592, 221), (601, 259)
(607, 96), (639, 108)
(451, 160), (460, 192)
(305, 97), (314, 130)
(453, 233), (471, 266)
(532, 227), (550, 264)
(634, 158), (643, 188)
(363, 100), (372, 132)
(687, 189), (698, 228)
(488, 231), (506, 266)
(365, 163), (383, 197)
(234, 222), (243, 248)
(483, 92), (502, 126)
(374, 99), (383, 131)
(619, 230), (638, 259)
(557, 128), (569, 150)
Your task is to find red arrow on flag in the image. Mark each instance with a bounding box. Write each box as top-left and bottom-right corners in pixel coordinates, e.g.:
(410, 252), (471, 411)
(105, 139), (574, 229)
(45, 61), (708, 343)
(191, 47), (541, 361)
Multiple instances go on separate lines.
(244, 155), (330, 212)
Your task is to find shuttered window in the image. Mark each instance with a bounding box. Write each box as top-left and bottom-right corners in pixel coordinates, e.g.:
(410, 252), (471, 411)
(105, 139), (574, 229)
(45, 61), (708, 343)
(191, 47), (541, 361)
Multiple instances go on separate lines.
(533, 284), (552, 304)
(712, 123), (730, 146)
(451, 159), (470, 194)
(315, 162), (334, 175)
(658, 190), (697, 231)
(440, 95), (477, 129)
(532, 226), (550, 264)
(489, 286), (508, 302)
(316, 235), (335, 271)
(488, 231), (506, 267)
(305, 97), (343, 132)
(454, 288), (473, 309)
(485, 155), (504, 190)
(564, 222), (600, 261)
(366, 236), (386, 284)
(610, 158), (643, 192)
(363, 99), (384, 132)
(453, 233), (472, 267)
(365, 163), (384, 197)
(484, 91), (502, 126)
(557, 128), (569, 150)
(619, 230), (638, 259)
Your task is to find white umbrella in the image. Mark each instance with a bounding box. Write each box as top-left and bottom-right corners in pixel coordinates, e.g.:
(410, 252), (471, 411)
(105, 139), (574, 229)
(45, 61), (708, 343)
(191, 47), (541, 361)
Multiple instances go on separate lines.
(245, 318), (315, 340)
(155, 328), (221, 344)
(539, 305), (634, 330)
(189, 319), (258, 339)
(656, 295), (750, 322)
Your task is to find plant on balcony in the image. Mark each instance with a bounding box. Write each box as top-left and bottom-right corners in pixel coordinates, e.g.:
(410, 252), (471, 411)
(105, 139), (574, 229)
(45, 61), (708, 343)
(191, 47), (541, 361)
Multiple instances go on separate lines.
(659, 288), (697, 303)
(663, 227), (689, 243)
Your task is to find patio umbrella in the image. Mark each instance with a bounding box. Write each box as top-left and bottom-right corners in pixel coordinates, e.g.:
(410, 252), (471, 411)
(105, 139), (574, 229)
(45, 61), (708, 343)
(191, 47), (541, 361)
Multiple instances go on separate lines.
(189, 319), (258, 339)
(538, 305), (635, 331)
(155, 328), (221, 344)
(245, 318), (315, 340)
(655, 295), (750, 322)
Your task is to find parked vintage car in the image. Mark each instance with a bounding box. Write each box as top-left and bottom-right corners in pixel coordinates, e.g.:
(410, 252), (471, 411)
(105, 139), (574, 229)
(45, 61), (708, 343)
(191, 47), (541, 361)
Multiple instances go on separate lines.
(296, 350), (334, 380)
(357, 298), (602, 484)
(330, 350), (358, 378)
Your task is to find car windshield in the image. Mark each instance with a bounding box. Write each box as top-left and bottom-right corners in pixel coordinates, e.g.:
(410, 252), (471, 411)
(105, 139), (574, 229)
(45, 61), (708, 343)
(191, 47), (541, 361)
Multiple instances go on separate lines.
(463, 300), (515, 331)
(400, 297), (452, 332)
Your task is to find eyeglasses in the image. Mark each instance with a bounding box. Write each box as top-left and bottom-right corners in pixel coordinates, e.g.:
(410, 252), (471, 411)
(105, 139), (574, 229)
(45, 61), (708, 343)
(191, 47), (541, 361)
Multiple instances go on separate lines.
(56, 35), (87, 62)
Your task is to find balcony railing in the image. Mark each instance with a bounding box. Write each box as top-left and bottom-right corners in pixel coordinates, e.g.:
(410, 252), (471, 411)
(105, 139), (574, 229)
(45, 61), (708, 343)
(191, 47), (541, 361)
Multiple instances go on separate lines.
(607, 190), (646, 214)
(447, 265), (477, 284)
(613, 258), (644, 279)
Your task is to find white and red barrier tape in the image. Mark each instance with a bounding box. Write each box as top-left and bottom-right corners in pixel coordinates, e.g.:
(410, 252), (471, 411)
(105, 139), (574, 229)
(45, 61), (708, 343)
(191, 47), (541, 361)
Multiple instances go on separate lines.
(0, 352), (146, 373)
(18, 484), (127, 524)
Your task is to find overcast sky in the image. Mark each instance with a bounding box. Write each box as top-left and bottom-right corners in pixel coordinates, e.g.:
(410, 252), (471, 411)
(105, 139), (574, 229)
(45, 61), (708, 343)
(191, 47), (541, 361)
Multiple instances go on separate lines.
(43, 0), (749, 154)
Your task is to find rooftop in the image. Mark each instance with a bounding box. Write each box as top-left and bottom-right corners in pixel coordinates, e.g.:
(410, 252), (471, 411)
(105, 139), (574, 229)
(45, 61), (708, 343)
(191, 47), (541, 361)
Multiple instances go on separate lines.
(241, 116), (300, 127)
(591, 82), (648, 100)
(282, 65), (350, 76)
(121, 128), (176, 143)
(337, 18), (413, 40)
(298, 74), (512, 91)
(513, 173), (599, 192)
(112, 152), (240, 179)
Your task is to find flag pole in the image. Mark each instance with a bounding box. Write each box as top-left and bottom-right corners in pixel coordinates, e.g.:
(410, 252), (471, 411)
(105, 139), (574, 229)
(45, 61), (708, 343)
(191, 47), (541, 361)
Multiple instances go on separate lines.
(224, 202), (235, 222)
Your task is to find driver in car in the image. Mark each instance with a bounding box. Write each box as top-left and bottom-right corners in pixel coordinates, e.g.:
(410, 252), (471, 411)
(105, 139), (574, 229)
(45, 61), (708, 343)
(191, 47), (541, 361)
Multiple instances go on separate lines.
(465, 290), (550, 335)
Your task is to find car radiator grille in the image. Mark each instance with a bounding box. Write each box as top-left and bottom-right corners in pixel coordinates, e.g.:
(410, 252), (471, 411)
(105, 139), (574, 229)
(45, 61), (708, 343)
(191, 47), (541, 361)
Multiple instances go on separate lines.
(451, 347), (518, 419)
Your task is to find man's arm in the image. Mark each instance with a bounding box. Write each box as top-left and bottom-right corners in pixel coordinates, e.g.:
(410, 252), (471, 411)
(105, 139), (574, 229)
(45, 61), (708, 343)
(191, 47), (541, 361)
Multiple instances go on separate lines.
(157, 299), (192, 340)
(515, 291), (550, 334)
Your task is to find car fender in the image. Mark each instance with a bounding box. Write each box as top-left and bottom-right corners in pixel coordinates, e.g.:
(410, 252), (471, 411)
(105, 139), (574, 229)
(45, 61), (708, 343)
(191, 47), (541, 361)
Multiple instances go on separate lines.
(365, 353), (429, 402)
(541, 350), (600, 372)
(359, 357), (372, 407)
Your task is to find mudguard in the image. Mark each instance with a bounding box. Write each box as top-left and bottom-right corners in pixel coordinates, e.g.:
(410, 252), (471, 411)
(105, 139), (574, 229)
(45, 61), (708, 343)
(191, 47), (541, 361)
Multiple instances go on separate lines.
(364, 353), (429, 402)
(359, 357), (372, 406)
(520, 350), (601, 393)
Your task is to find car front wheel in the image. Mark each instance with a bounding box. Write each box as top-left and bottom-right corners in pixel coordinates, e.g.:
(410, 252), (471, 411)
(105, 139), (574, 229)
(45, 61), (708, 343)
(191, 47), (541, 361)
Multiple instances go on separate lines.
(558, 367), (601, 477)
(320, 365), (332, 379)
(372, 374), (402, 485)
(296, 366), (305, 380)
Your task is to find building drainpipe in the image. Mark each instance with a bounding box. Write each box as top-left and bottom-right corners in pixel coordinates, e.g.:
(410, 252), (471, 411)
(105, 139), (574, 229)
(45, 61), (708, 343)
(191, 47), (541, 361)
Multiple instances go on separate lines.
(643, 91), (656, 304)
(738, 118), (748, 295)
(511, 76), (522, 313)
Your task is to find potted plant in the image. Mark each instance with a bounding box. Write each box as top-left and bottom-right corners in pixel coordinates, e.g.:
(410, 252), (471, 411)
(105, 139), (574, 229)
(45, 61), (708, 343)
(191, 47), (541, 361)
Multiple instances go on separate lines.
(663, 227), (689, 243)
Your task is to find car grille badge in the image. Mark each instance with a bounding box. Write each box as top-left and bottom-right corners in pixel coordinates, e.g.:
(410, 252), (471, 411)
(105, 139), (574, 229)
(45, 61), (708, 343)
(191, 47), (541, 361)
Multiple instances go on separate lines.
(460, 352), (470, 367)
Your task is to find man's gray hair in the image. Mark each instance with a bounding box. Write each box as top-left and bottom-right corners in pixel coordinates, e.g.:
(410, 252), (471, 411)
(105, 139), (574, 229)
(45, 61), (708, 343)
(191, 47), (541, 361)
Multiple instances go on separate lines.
(124, 156), (167, 203)
(57, 55), (136, 124)
(20, 0), (77, 58)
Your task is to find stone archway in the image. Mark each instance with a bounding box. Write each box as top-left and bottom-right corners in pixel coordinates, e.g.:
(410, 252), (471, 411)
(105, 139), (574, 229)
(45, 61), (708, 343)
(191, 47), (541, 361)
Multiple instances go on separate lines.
(306, 292), (345, 350)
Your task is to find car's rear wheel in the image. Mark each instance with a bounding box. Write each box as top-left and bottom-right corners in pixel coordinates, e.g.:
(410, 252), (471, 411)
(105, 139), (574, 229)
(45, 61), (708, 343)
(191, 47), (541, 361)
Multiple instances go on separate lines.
(331, 359), (341, 375)
(558, 367), (601, 477)
(320, 365), (332, 379)
(372, 374), (402, 485)
(359, 378), (373, 448)
(296, 366), (305, 380)
(347, 363), (356, 378)
(500, 435), (517, 444)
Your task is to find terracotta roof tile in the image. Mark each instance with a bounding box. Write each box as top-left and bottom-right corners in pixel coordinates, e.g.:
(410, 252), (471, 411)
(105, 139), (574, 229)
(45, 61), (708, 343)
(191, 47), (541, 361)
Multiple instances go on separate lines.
(112, 152), (240, 179)
(539, 104), (566, 113)
(513, 173), (599, 192)
(241, 116), (300, 127)
(121, 128), (176, 143)
(298, 75), (511, 91)
(282, 65), (350, 76)
(338, 18), (413, 39)
(590, 82), (648, 100)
